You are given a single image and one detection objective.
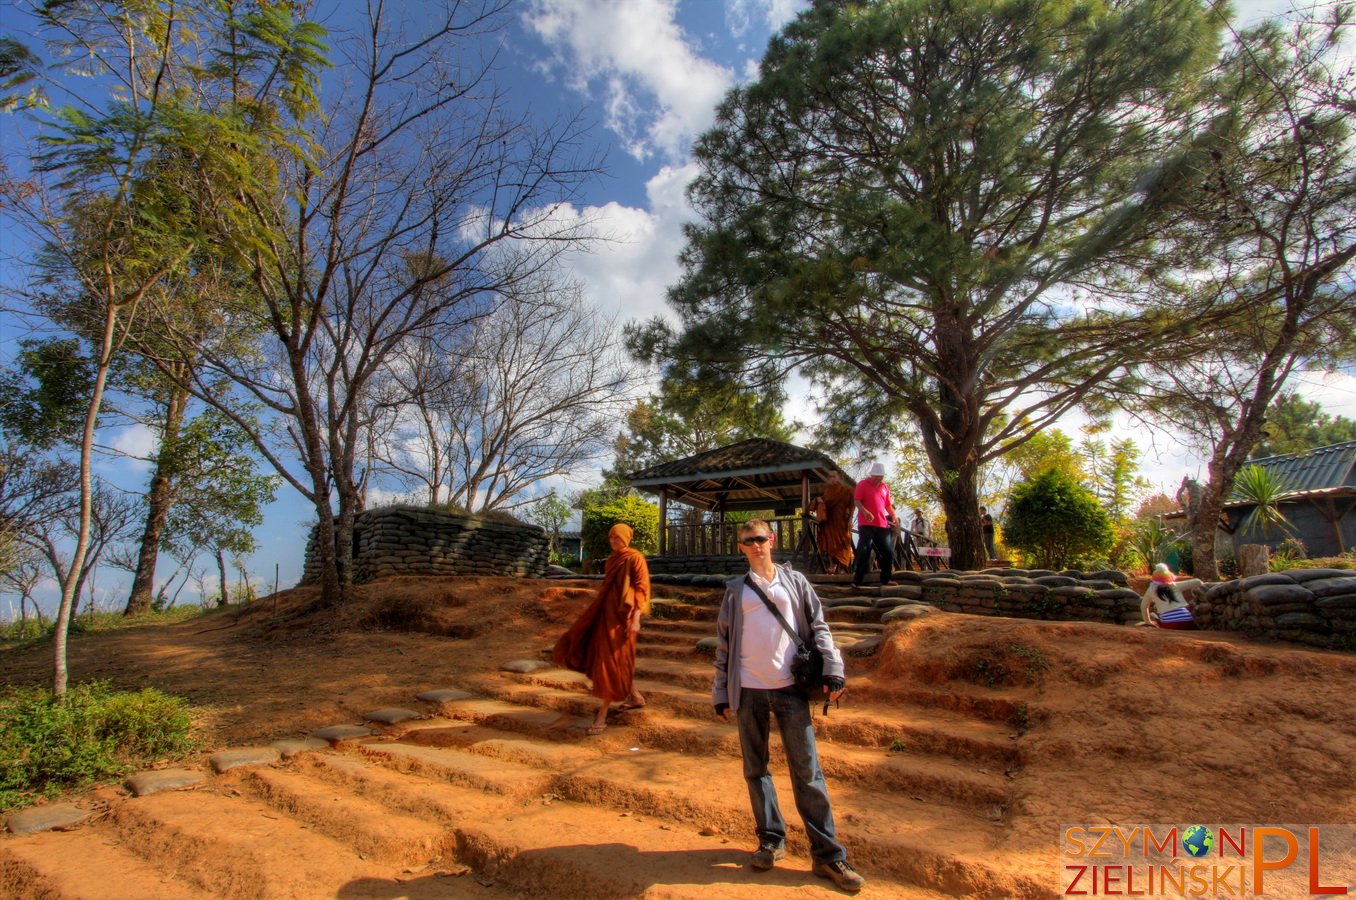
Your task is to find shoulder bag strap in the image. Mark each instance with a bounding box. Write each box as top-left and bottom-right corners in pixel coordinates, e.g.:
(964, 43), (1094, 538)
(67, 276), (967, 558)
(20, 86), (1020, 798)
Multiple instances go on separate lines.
(743, 574), (807, 649)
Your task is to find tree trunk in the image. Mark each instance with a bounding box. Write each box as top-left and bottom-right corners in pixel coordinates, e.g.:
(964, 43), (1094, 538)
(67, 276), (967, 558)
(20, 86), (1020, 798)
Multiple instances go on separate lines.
(937, 459), (986, 570)
(1238, 544), (1270, 577)
(215, 548), (229, 607)
(125, 384), (190, 616)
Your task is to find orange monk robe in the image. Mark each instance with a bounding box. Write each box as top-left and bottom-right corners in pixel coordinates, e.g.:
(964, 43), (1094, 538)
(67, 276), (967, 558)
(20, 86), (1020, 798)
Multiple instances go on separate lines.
(819, 482), (855, 569)
(552, 546), (651, 702)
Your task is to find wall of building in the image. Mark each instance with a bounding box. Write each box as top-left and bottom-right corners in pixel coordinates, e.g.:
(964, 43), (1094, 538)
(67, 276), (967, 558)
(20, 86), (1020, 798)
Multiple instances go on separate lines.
(302, 505), (550, 583)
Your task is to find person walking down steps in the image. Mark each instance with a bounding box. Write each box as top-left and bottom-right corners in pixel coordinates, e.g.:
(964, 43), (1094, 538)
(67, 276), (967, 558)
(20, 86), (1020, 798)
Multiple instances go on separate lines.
(552, 523), (650, 735)
(712, 518), (866, 893)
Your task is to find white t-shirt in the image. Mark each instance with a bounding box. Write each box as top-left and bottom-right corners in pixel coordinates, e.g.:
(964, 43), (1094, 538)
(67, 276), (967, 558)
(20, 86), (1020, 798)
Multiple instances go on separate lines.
(738, 570), (798, 690)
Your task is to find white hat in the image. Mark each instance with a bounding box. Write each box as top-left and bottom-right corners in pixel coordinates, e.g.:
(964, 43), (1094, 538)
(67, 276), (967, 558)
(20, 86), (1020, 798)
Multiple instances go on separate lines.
(867, 462), (886, 477)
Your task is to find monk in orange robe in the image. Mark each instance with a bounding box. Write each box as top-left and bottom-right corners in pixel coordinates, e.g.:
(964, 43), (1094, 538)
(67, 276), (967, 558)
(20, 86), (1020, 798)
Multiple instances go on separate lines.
(552, 522), (650, 735)
(814, 471), (855, 574)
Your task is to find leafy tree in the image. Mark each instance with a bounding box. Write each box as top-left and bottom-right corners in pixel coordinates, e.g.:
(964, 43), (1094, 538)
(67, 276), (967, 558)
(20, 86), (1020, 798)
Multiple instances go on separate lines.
(1128, 11), (1356, 580)
(1003, 468), (1116, 569)
(5, 0), (328, 693)
(611, 372), (795, 477)
(147, 1), (603, 607)
(1252, 391), (1356, 458)
(645, 0), (1220, 569)
(581, 494), (659, 561)
(526, 490), (574, 564)
(0, 339), (94, 450)
(157, 409), (279, 609)
(1134, 493), (1180, 520)
(1079, 436), (1151, 524)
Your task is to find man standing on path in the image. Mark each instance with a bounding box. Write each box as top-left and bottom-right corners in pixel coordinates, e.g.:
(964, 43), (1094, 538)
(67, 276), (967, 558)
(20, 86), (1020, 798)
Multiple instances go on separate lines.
(980, 506), (997, 561)
(711, 519), (865, 893)
(852, 461), (897, 588)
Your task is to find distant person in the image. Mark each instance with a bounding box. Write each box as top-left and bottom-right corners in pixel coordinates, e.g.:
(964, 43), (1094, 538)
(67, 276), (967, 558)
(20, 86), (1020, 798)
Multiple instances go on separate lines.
(712, 518), (864, 893)
(812, 470), (855, 575)
(908, 508), (931, 541)
(1140, 563), (1197, 629)
(852, 462), (898, 588)
(980, 506), (997, 561)
(552, 523), (650, 734)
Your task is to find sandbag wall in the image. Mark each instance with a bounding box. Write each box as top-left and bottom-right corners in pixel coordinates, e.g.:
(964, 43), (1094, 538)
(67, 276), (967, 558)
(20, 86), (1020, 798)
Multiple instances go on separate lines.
(301, 505), (550, 583)
(908, 569), (1143, 624)
(1191, 569), (1356, 648)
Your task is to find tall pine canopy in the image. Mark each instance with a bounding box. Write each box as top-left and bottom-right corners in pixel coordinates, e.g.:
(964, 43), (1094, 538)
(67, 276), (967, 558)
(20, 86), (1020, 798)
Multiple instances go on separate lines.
(649, 0), (1220, 567)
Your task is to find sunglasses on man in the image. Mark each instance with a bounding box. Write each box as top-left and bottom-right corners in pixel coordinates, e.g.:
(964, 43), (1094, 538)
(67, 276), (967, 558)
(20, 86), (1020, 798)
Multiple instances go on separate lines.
(739, 535), (771, 545)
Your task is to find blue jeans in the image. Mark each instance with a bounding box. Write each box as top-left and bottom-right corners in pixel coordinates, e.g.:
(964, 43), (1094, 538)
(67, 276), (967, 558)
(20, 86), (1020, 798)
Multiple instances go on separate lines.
(853, 525), (893, 585)
(736, 687), (845, 863)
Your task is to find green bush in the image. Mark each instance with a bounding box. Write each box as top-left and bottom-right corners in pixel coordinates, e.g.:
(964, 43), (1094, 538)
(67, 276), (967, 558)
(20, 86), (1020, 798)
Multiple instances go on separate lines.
(1002, 468), (1115, 570)
(581, 493), (659, 560)
(0, 681), (195, 810)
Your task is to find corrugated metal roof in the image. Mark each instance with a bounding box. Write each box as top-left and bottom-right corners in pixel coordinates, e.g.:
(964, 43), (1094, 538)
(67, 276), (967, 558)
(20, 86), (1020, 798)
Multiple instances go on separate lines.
(1241, 440), (1356, 495)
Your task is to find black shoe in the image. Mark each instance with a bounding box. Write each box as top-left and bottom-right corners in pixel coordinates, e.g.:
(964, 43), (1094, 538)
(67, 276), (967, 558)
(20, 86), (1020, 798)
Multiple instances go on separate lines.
(812, 858), (866, 892)
(750, 842), (785, 870)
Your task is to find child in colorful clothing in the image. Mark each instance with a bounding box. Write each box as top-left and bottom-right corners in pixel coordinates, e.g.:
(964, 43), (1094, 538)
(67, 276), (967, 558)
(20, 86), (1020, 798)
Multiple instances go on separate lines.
(1140, 563), (1196, 629)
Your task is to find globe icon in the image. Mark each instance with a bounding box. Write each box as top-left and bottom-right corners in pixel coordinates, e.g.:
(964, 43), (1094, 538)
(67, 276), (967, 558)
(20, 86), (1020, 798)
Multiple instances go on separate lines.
(1182, 825), (1214, 858)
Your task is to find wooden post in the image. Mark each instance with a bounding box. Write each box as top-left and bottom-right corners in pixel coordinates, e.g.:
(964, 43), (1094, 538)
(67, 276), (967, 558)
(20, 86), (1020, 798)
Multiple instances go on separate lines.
(719, 505), (727, 556)
(659, 486), (668, 556)
(801, 471), (810, 548)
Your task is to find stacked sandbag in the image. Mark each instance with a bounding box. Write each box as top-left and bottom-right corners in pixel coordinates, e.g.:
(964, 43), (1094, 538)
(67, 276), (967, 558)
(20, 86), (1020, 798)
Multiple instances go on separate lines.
(923, 568), (1140, 625)
(1193, 569), (1356, 648)
(301, 505), (550, 583)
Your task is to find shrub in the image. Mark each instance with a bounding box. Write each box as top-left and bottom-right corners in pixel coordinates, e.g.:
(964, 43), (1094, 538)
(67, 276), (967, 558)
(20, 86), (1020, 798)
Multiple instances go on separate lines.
(1003, 468), (1115, 570)
(581, 493), (659, 560)
(0, 681), (195, 810)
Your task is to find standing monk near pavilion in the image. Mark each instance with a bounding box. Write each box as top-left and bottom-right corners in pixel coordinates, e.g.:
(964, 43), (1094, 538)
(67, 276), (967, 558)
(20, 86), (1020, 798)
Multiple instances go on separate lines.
(813, 471), (855, 575)
(552, 523), (650, 735)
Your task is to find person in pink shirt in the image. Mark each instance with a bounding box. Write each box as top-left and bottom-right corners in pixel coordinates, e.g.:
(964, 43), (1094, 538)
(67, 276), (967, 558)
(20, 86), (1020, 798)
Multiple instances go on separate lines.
(852, 462), (898, 588)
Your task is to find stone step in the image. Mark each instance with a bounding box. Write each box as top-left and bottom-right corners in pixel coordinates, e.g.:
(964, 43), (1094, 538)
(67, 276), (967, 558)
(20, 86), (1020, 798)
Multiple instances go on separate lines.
(108, 788), (395, 897)
(483, 669), (1023, 767)
(342, 731), (1038, 897)
(305, 745), (935, 898)
(232, 764), (454, 867)
(412, 685), (1019, 819)
(0, 830), (215, 900)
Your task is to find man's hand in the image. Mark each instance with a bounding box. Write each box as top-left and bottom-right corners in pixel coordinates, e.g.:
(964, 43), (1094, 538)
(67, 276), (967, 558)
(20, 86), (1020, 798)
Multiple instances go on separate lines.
(828, 687), (846, 703)
(861, 511), (874, 523)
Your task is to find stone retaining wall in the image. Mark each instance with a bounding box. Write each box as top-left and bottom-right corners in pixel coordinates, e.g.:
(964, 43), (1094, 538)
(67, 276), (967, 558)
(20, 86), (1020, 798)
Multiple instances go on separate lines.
(1192, 568), (1356, 649)
(301, 505), (549, 583)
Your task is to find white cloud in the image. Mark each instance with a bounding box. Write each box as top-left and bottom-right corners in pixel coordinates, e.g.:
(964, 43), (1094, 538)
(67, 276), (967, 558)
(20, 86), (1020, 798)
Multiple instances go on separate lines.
(534, 163), (701, 325)
(726, 0), (806, 37)
(521, 0), (734, 162)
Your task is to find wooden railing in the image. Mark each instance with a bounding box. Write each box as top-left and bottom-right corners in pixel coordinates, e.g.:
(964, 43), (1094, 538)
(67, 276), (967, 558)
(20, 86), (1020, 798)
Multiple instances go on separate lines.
(660, 517), (951, 573)
(662, 515), (811, 558)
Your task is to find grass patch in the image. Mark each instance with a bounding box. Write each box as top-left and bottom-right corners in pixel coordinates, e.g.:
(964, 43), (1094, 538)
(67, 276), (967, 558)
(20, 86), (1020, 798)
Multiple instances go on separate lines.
(0, 680), (195, 811)
(1270, 554), (1356, 572)
(2, 605), (209, 645)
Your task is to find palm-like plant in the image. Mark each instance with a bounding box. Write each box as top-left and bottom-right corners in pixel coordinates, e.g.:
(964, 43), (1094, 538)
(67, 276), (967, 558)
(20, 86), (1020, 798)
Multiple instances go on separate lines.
(1128, 518), (1185, 572)
(1232, 465), (1296, 540)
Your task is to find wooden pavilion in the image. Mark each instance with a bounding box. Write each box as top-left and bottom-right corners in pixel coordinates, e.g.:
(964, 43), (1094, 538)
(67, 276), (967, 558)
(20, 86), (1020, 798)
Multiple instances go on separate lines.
(625, 438), (854, 560)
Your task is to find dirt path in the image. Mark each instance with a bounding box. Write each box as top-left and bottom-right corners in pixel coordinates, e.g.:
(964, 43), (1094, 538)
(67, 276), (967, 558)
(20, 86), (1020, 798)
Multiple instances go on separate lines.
(3, 575), (1356, 897)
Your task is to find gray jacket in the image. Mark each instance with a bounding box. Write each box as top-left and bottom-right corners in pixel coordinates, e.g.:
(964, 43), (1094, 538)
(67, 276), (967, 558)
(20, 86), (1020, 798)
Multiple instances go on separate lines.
(712, 564), (845, 713)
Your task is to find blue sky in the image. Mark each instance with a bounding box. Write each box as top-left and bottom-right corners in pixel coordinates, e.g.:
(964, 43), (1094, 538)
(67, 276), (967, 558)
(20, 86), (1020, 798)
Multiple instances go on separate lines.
(3, 0), (1353, 617)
